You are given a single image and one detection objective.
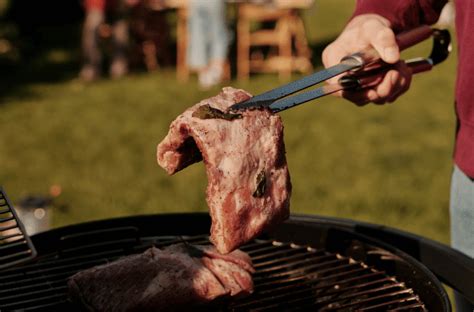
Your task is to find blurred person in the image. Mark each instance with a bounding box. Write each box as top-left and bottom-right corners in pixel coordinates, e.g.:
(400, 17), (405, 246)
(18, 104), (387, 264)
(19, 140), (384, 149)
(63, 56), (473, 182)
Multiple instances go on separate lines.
(322, 0), (472, 310)
(187, 0), (229, 89)
(79, 0), (140, 81)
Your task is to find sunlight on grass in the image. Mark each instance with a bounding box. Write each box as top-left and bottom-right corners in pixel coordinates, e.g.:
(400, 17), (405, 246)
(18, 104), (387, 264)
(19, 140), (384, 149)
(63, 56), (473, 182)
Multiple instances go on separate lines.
(0, 1), (457, 246)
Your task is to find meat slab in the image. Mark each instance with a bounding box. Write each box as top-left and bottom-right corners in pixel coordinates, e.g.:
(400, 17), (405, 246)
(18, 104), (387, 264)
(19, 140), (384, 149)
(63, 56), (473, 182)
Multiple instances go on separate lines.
(68, 244), (254, 312)
(157, 87), (291, 254)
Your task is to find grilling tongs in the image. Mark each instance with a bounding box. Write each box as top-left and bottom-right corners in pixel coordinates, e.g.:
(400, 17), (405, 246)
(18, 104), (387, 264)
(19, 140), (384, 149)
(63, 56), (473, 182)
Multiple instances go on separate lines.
(230, 26), (451, 113)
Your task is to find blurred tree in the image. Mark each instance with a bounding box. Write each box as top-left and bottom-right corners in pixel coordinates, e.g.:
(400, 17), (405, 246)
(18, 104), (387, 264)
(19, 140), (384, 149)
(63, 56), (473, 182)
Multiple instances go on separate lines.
(0, 0), (18, 63)
(6, 0), (83, 58)
(0, 0), (9, 17)
(0, 0), (84, 92)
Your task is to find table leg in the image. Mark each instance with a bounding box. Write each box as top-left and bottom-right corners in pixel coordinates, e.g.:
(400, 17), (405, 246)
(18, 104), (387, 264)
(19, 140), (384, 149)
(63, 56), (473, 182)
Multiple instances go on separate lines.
(237, 14), (250, 80)
(177, 7), (189, 82)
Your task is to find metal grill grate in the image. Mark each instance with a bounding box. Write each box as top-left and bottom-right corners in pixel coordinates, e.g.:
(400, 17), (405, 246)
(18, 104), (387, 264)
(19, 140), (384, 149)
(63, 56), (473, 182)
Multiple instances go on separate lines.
(232, 241), (426, 311)
(0, 226), (426, 311)
(0, 188), (37, 270)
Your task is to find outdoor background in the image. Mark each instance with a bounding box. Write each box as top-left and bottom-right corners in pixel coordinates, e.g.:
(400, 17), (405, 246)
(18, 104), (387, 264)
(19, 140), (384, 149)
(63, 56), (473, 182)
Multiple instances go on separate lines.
(0, 0), (456, 244)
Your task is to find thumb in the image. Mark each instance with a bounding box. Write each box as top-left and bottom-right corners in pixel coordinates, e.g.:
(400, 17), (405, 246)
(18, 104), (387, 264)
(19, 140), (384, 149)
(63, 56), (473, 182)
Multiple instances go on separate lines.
(369, 27), (400, 64)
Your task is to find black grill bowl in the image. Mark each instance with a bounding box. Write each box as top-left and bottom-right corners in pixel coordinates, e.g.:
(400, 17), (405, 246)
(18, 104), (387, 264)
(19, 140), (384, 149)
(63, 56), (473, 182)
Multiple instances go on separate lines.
(0, 213), (469, 311)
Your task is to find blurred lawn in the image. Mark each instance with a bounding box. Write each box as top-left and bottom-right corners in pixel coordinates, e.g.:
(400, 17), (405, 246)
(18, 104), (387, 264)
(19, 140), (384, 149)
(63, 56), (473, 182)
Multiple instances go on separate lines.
(0, 1), (456, 244)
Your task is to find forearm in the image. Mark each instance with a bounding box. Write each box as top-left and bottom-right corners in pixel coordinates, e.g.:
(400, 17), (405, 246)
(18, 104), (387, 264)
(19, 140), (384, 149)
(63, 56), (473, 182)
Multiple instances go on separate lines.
(352, 0), (448, 32)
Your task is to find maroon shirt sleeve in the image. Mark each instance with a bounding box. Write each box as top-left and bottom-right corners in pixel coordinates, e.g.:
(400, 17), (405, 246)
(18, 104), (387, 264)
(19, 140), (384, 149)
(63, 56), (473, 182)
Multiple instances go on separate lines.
(352, 0), (447, 32)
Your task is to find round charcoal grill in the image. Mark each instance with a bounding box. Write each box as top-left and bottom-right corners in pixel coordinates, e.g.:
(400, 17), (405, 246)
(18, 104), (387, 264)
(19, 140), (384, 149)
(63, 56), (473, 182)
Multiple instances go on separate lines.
(0, 213), (473, 311)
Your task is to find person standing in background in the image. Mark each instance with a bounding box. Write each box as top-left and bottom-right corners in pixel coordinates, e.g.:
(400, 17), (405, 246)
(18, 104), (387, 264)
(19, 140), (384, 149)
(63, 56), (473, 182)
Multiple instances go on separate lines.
(187, 0), (229, 89)
(322, 1), (473, 310)
(79, 0), (140, 81)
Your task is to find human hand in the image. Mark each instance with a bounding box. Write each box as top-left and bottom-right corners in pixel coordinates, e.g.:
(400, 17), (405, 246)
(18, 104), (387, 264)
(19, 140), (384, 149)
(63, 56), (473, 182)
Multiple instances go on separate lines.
(322, 14), (412, 106)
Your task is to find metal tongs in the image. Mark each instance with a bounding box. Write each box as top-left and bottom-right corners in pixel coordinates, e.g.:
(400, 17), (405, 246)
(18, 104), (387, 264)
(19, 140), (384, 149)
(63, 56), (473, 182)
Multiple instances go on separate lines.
(230, 25), (451, 113)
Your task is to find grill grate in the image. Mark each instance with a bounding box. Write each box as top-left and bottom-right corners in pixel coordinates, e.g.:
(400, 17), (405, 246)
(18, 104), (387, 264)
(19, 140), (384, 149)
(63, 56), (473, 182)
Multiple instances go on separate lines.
(0, 227), (427, 311)
(0, 188), (37, 270)
(231, 241), (426, 312)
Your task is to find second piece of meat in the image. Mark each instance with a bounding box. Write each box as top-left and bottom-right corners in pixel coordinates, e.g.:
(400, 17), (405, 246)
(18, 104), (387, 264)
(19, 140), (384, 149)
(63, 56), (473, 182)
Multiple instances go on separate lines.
(157, 87), (292, 253)
(68, 244), (254, 312)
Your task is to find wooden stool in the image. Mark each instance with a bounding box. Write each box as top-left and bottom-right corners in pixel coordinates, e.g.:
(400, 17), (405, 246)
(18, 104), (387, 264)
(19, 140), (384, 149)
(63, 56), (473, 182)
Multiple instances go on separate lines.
(237, 2), (313, 80)
(146, 0), (192, 80)
(176, 5), (189, 81)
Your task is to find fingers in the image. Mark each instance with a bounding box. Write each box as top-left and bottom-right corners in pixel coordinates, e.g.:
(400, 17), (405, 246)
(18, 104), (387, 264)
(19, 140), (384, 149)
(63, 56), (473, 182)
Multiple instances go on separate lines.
(340, 62), (412, 106)
(340, 89), (373, 106)
(372, 62), (412, 104)
(323, 14), (400, 68)
(361, 20), (399, 64)
(322, 14), (412, 106)
(387, 62), (412, 102)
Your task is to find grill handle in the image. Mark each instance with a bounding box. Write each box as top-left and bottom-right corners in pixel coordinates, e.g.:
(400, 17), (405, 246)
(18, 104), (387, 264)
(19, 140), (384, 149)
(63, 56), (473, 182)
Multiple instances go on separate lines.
(291, 214), (474, 304)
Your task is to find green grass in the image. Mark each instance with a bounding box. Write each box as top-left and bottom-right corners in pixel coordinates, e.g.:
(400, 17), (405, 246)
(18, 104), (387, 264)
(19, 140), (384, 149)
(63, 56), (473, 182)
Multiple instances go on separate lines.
(0, 1), (457, 244)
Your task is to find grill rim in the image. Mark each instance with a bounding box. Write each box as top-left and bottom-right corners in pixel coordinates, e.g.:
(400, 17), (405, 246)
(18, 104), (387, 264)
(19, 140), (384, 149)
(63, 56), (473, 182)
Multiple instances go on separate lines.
(267, 217), (451, 311)
(288, 214), (474, 304)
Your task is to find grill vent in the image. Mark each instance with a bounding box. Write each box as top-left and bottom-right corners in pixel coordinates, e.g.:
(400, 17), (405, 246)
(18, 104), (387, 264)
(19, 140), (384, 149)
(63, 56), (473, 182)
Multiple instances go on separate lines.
(0, 226), (426, 311)
(0, 188), (37, 270)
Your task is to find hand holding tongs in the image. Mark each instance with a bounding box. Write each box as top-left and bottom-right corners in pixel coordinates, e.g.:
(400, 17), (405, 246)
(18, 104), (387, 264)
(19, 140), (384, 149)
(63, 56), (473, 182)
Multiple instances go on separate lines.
(230, 25), (451, 113)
